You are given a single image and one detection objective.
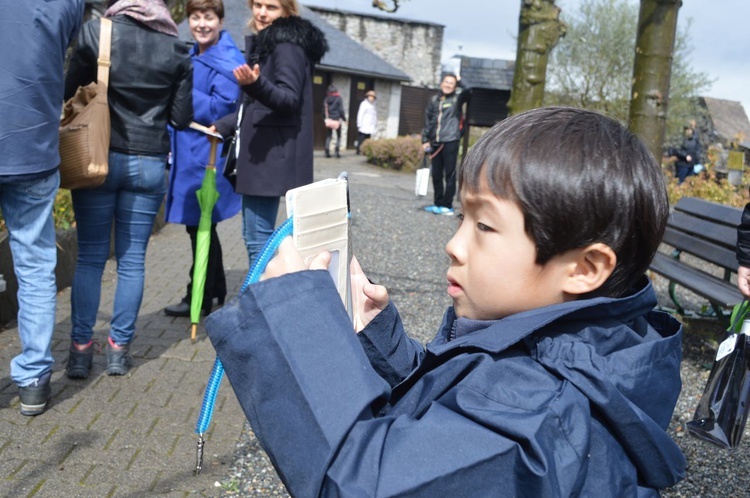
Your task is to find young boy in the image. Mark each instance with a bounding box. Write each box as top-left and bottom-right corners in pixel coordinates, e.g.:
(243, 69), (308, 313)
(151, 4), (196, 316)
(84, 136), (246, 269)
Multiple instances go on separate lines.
(206, 107), (686, 496)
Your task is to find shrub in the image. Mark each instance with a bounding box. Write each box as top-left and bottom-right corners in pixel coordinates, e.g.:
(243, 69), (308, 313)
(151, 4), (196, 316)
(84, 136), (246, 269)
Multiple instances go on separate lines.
(361, 135), (424, 172)
(664, 162), (749, 208)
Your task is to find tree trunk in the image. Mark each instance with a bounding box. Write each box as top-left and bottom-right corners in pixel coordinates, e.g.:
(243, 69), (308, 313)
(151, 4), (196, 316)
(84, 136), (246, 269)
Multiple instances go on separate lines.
(508, 0), (566, 115)
(628, 0), (681, 162)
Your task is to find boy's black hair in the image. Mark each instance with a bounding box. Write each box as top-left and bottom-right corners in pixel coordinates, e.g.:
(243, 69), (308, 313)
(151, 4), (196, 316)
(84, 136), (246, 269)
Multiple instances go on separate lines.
(459, 106), (668, 298)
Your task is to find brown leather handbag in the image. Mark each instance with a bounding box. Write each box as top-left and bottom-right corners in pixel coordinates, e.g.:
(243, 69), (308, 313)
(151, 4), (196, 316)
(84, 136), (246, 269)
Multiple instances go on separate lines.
(58, 18), (112, 190)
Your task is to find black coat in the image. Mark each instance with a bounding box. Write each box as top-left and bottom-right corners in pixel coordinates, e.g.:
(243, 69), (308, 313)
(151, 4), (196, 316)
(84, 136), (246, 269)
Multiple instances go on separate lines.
(737, 201), (750, 266)
(65, 16), (193, 155)
(215, 16), (328, 197)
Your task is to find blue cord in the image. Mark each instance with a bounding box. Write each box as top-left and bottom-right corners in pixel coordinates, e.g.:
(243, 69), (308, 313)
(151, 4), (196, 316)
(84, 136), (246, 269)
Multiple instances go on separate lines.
(194, 217), (294, 472)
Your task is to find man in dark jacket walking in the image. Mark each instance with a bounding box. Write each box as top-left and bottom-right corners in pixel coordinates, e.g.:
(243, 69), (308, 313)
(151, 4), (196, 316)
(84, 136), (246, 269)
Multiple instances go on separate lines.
(324, 85), (346, 158)
(669, 125), (702, 184)
(422, 73), (469, 215)
(0, 0), (84, 415)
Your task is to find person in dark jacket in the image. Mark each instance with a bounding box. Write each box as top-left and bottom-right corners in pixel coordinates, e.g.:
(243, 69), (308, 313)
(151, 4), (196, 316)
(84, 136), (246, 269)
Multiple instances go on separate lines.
(736, 195), (750, 297)
(212, 0), (328, 268)
(64, 0), (193, 378)
(206, 107), (686, 496)
(0, 0), (84, 415)
(323, 84), (346, 158)
(421, 73), (470, 215)
(669, 125), (702, 183)
(163, 0), (244, 318)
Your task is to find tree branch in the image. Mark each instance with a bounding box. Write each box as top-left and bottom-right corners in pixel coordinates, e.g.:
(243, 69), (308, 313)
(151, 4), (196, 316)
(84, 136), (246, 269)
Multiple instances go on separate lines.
(372, 0), (401, 13)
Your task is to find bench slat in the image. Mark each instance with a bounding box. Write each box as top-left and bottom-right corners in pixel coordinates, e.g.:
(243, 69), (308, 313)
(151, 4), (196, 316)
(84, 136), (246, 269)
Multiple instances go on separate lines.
(662, 227), (739, 271)
(650, 252), (743, 308)
(675, 197), (743, 227)
(669, 211), (738, 252)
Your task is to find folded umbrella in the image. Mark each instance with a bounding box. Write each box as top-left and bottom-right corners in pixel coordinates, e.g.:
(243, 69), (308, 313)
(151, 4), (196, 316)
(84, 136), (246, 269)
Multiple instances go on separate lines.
(190, 134), (221, 342)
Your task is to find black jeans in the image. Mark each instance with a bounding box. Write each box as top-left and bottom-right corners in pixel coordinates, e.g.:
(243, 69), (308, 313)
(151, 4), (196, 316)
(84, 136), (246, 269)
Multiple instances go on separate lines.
(325, 127), (342, 155)
(430, 140), (460, 208)
(356, 132), (371, 154)
(184, 223), (227, 312)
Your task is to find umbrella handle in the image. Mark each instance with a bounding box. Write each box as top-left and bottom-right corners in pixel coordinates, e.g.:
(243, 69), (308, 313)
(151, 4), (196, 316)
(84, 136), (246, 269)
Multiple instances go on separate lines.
(207, 137), (219, 169)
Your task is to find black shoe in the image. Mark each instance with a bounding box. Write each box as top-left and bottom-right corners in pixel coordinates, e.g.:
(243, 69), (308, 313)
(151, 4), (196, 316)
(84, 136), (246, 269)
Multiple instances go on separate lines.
(164, 300), (190, 317)
(335, 150), (341, 158)
(325, 151), (331, 158)
(19, 372), (51, 416)
(67, 341), (94, 379)
(106, 337), (132, 376)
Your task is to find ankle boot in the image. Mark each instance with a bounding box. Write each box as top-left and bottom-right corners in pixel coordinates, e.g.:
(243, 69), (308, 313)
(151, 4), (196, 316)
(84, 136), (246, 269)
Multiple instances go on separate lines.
(335, 148), (341, 158)
(325, 150), (331, 158)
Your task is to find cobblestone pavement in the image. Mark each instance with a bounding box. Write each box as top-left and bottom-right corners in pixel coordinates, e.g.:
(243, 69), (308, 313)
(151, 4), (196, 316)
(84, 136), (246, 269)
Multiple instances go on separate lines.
(0, 187), (250, 496)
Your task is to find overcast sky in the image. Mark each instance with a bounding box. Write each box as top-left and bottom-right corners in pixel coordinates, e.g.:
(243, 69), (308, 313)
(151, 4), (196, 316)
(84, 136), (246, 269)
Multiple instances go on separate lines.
(306, 0), (750, 116)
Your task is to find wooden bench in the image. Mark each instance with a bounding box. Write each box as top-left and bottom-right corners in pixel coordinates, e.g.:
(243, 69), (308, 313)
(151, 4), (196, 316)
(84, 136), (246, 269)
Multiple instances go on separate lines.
(648, 197), (744, 323)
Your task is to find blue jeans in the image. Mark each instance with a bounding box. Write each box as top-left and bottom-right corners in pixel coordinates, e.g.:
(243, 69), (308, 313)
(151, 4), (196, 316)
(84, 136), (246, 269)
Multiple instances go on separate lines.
(0, 172), (58, 386)
(242, 195), (280, 268)
(70, 152), (167, 345)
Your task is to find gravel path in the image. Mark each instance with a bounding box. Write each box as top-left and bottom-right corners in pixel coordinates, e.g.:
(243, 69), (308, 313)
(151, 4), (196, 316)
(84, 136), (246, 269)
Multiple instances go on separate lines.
(217, 160), (750, 496)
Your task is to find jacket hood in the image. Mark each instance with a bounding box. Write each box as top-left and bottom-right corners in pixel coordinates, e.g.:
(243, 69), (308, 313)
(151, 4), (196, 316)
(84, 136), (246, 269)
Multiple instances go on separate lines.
(191, 30), (245, 83)
(432, 277), (686, 489)
(254, 16), (328, 65)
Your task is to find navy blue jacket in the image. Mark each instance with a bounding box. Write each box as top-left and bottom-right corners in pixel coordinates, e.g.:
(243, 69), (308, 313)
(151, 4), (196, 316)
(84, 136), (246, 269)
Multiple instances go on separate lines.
(0, 0), (83, 177)
(206, 272), (685, 497)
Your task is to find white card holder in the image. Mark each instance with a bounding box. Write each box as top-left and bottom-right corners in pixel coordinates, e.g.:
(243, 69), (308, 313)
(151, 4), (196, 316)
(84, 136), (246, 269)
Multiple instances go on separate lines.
(285, 175), (352, 321)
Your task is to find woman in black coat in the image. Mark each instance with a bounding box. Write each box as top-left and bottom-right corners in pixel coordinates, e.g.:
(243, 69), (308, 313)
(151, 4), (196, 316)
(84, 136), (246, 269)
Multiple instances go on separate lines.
(213, 0), (327, 267)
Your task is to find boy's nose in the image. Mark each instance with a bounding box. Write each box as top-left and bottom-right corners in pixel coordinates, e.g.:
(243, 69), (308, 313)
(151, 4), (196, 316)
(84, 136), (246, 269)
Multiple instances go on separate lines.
(445, 233), (463, 262)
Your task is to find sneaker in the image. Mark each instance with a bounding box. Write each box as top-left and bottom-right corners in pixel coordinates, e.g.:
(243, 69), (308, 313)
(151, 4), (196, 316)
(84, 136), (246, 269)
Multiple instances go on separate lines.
(434, 207), (454, 216)
(423, 205), (438, 213)
(106, 337), (132, 376)
(67, 340), (94, 379)
(19, 372), (51, 416)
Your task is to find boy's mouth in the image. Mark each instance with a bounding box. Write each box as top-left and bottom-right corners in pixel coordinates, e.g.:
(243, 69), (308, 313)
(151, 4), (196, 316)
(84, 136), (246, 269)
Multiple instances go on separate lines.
(447, 276), (462, 298)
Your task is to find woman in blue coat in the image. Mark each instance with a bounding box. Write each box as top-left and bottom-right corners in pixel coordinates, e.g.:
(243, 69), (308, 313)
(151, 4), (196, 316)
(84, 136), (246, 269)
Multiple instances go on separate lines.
(164, 0), (244, 317)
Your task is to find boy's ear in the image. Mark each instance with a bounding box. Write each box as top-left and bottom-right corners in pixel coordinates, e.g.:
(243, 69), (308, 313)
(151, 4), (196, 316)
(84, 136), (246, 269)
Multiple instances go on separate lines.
(561, 243), (616, 296)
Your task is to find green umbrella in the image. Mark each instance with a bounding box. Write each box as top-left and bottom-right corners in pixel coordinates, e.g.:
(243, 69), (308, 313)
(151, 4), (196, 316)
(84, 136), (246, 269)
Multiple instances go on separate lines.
(190, 136), (221, 342)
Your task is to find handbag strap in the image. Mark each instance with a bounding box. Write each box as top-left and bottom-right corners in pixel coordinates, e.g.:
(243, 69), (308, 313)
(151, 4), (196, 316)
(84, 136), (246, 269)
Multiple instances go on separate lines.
(97, 18), (113, 88)
(324, 101), (329, 119)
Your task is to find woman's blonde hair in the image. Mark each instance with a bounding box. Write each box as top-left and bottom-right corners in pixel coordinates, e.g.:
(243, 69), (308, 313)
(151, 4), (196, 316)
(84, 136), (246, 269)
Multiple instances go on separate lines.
(247, 0), (300, 32)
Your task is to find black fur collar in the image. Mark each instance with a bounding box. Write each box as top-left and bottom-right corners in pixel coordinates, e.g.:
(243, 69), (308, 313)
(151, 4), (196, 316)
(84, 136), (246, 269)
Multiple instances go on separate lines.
(254, 16), (328, 64)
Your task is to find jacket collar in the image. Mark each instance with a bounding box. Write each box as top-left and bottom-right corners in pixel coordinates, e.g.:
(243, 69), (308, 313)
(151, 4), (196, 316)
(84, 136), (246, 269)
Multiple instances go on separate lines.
(428, 276), (676, 354)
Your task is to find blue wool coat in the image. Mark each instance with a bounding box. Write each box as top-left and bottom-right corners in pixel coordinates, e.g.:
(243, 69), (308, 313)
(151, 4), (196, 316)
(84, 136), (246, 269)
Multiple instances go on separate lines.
(206, 273), (686, 497)
(166, 31), (244, 225)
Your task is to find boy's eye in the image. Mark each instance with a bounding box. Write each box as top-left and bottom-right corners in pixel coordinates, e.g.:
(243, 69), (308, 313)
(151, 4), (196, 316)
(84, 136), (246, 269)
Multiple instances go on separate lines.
(477, 222), (493, 232)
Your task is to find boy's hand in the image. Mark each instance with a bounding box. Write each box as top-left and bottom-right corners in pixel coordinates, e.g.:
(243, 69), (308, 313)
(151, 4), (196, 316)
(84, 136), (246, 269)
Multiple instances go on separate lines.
(350, 256), (389, 333)
(233, 63), (260, 86)
(261, 238), (331, 280)
(738, 266), (750, 298)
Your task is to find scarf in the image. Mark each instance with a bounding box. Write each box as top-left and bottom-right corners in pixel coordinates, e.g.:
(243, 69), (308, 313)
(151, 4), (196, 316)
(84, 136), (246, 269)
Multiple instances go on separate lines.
(105, 0), (179, 37)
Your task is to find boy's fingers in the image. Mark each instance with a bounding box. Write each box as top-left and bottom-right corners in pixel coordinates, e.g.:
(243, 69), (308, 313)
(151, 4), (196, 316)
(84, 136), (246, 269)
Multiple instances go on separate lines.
(363, 282), (388, 307)
(308, 251), (331, 271)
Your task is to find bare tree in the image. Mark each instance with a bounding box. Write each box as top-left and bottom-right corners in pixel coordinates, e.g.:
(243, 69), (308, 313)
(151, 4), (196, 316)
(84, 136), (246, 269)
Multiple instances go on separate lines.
(507, 0), (567, 115)
(628, 0), (681, 162)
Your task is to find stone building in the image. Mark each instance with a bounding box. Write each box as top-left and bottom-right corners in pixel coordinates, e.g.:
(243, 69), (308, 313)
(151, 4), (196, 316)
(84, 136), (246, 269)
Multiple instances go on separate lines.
(307, 5), (444, 88)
